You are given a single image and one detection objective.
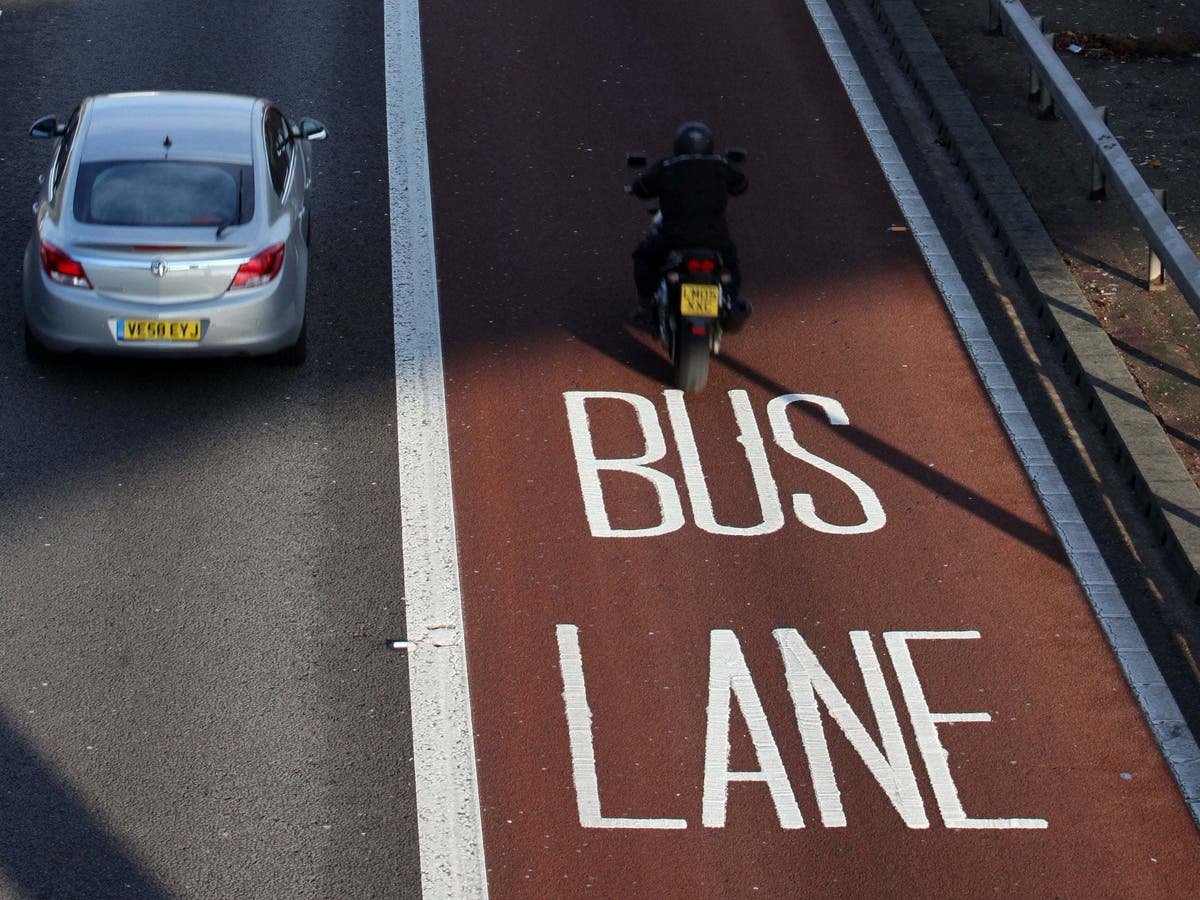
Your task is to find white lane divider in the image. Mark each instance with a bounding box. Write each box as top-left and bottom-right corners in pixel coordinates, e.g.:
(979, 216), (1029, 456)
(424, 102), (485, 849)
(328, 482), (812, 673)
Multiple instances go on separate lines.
(384, 0), (489, 896)
(801, 0), (1200, 824)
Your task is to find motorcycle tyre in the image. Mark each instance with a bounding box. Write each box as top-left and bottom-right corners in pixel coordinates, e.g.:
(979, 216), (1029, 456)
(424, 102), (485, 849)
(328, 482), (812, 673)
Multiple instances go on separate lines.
(673, 327), (710, 393)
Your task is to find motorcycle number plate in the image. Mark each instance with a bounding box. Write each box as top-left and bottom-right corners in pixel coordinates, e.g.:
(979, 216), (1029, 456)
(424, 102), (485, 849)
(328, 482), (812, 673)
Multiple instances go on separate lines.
(680, 283), (720, 317)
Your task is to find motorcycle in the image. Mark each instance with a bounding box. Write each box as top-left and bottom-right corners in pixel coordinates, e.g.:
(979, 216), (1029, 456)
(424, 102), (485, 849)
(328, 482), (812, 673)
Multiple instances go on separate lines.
(626, 148), (748, 393)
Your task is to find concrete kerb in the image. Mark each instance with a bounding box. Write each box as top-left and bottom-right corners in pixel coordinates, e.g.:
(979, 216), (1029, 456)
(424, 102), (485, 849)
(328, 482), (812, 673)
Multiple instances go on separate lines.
(867, 0), (1200, 605)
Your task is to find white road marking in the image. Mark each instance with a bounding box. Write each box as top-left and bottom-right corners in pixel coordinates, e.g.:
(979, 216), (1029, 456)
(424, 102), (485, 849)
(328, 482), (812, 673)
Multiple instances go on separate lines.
(666, 389), (785, 535)
(766, 394), (887, 534)
(703, 629), (806, 829)
(560, 624), (1050, 829)
(384, 0), (488, 895)
(775, 629), (927, 829)
(564, 389), (886, 536)
(884, 632), (1047, 829)
(564, 391), (686, 537)
(556, 625), (689, 829)
(801, 0), (1200, 821)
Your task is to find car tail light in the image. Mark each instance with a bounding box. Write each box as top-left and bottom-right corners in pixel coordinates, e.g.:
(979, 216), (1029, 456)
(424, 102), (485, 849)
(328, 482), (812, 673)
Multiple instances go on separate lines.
(40, 240), (92, 288)
(229, 243), (286, 289)
(685, 258), (716, 274)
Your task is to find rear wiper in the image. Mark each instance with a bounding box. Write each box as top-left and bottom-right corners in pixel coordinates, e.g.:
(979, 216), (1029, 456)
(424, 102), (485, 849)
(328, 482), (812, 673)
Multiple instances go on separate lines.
(216, 169), (244, 238)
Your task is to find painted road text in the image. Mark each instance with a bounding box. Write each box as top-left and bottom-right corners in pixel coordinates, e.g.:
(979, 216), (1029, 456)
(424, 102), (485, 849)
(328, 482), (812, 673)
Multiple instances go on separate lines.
(557, 625), (1048, 831)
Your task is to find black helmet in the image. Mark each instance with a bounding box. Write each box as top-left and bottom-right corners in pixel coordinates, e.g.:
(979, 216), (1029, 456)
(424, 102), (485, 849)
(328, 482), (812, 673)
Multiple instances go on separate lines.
(673, 121), (714, 156)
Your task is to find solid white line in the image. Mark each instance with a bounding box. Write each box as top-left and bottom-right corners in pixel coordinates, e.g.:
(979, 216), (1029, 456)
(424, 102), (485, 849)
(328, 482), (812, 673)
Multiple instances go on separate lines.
(384, 0), (489, 896)
(800, 0), (1200, 825)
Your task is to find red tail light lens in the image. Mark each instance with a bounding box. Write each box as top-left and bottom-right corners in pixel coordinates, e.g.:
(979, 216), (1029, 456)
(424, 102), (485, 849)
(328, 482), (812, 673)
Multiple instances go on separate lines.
(685, 258), (716, 274)
(229, 243), (286, 290)
(40, 240), (92, 288)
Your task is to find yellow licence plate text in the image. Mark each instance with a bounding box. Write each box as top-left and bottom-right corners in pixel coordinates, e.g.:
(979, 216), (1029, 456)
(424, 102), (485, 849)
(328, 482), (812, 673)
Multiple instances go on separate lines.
(680, 284), (720, 317)
(119, 319), (202, 342)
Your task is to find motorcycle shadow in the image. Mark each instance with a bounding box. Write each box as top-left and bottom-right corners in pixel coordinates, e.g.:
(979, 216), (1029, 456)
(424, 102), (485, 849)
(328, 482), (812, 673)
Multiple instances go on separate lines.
(563, 313), (675, 387)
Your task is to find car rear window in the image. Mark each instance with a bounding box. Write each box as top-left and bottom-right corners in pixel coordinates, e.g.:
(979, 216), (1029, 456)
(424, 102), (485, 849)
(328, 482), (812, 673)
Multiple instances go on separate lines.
(73, 161), (254, 227)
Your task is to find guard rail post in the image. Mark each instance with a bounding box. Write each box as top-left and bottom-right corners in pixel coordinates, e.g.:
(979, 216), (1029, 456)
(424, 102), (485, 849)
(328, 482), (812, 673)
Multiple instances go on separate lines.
(1028, 16), (1044, 98)
(1090, 106), (1109, 201)
(986, 0), (1002, 35)
(1149, 188), (1168, 291)
(1037, 31), (1056, 118)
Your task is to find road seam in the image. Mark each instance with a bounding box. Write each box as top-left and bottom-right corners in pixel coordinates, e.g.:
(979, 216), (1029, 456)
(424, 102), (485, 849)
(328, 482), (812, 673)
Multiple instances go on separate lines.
(807, 0), (1200, 825)
(384, 0), (489, 895)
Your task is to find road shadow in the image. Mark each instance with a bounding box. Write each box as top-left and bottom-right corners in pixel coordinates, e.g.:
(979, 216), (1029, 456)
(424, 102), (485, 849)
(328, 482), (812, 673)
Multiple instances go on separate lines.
(717, 350), (1065, 561)
(564, 311), (675, 387)
(1060, 244), (1144, 290)
(1044, 256), (1200, 394)
(0, 710), (173, 899)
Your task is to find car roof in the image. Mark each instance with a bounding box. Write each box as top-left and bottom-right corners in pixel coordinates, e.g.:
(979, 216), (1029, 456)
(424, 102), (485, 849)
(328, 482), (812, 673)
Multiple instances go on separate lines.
(80, 92), (261, 165)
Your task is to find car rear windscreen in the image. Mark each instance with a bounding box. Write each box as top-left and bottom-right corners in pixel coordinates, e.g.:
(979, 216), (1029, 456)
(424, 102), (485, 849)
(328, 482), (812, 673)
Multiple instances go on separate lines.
(73, 161), (254, 227)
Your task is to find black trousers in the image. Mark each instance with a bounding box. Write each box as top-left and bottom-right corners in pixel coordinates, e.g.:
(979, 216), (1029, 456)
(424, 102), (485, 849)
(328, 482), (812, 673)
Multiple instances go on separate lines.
(633, 232), (741, 302)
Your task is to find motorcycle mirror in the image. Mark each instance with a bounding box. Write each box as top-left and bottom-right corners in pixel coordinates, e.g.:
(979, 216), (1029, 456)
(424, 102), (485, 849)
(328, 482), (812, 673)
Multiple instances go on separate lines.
(725, 147), (748, 165)
(626, 153), (648, 169)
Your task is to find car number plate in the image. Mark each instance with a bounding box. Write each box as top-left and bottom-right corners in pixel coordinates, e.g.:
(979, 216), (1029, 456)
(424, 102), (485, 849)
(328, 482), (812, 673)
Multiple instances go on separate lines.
(118, 319), (202, 342)
(680, 283), (720, 317)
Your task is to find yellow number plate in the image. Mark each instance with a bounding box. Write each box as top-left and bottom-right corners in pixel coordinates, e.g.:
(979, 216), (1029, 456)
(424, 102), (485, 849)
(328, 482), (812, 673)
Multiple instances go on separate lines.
(119, 319), (202, 342)
(680, 283), (720, 318)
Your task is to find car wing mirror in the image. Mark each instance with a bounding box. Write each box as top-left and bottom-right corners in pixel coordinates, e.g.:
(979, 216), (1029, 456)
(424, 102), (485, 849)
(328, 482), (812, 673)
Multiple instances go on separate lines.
(725, 147), (748, 165)
(30, 116), (66, 139)
(292, 117), (329, 142)
(626, 152), (648, 169)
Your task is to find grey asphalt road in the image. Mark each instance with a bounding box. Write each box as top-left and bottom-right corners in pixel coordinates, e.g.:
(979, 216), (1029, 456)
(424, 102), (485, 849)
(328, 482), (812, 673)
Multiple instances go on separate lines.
(0, 2), (420, 897)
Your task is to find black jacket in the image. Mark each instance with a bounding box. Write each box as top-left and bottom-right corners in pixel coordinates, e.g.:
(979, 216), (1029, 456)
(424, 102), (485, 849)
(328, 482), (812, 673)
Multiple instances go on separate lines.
(630, 154), (748, 247)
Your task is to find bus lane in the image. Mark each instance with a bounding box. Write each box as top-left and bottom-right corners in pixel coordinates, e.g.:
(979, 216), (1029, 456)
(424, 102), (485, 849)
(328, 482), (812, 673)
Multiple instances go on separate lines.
(411, 0), (1200, 894)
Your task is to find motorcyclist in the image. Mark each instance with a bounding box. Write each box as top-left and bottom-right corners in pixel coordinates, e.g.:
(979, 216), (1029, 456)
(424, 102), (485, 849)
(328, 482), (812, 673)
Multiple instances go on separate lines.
(629, 121), (750, 325)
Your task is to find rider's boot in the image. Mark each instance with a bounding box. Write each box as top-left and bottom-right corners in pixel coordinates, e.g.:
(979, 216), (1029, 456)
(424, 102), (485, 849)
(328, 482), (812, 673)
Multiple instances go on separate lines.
(724, 295), (753, 333)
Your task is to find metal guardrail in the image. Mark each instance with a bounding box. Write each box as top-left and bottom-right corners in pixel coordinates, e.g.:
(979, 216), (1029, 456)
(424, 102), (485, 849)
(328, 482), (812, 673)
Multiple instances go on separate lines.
(987, 0), (1200, 313)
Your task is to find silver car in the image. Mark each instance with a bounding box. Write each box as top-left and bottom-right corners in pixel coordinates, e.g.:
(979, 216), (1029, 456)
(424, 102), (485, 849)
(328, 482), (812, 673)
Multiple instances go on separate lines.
(22, 91), (327, 363)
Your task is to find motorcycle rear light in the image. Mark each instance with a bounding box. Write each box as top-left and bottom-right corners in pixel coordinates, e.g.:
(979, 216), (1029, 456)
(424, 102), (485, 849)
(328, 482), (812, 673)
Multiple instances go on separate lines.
(40, 240), (92, 288)
(229, 242), (286, 289)
(685, 259), (716, 274)
(691, 325), (707, 335)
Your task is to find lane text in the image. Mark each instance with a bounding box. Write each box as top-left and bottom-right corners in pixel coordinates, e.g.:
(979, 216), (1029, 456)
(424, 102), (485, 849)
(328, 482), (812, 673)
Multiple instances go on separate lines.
(557, 625), (1047, 831)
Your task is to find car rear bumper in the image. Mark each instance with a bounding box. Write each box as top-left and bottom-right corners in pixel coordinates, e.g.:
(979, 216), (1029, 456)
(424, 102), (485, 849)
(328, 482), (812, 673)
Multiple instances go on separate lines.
(23, 239), (305, 357)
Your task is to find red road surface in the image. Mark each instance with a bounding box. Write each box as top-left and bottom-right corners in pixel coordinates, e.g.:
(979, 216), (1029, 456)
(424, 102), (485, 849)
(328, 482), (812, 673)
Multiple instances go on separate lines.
(420, 0), (1200, 894)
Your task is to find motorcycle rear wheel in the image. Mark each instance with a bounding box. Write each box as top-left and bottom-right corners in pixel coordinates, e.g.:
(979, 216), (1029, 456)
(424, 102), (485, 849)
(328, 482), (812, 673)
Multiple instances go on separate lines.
(674, 328), (710, 392)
